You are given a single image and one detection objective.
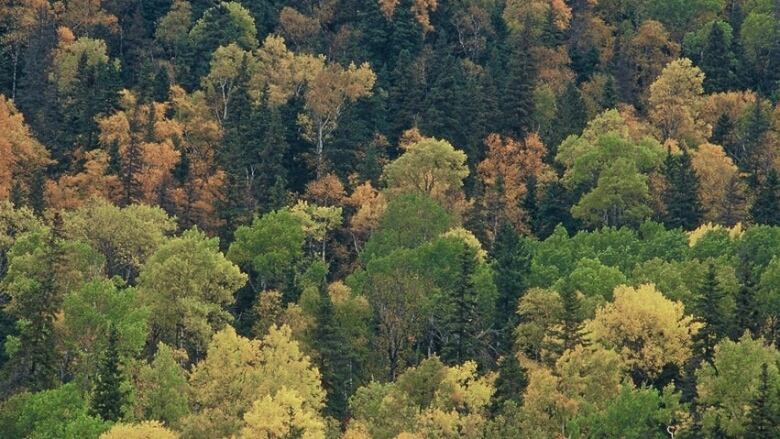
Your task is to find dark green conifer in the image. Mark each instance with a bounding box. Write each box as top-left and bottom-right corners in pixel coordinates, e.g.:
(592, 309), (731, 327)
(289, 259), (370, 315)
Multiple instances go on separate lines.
(751, 169), (780, 226)
(90, 326), (126, 422)
(692, 264), (727, 364)
(701, 23), (736, 93)
(442, 244), (480, 364)
(492, 222), (531, 352)
(745, 363), (779, 438)
(663, 149), (703, 230)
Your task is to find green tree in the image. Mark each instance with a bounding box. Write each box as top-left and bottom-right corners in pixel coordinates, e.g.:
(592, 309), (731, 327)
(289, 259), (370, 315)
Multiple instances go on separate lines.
(90, 326), (126, 422)
(556, 288), (589, 354)
(492, 353), (527, 412)
(701, 21), (737, 92)
(492, 222), (531, 351)
(751, 170), (780, 226)
(692, 264), (728, 364)
(441, 244), (480, 364)
(663, 149), (704, 230)
(132, 343), (189, 426)
(313, 283), (350, 421)
(501, 40), (535, 139)
(735, 260), (761, 338)
(549, 82), (587, 156)
(745, 363), (780, 438)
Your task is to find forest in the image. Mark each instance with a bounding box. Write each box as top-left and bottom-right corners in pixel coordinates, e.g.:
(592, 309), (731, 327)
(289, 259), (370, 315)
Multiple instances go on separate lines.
(1, 0), (780, 437)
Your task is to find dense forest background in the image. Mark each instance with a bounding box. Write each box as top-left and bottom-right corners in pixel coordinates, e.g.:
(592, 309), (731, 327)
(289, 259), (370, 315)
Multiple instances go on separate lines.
(2, 0), (780, 437)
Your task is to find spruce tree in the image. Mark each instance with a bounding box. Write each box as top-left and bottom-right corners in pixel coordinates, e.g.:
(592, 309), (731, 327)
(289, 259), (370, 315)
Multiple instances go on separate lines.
(745, 363), (779, 438)
(734, 260), (761, 339)
(28, 170), (46, 216)
(313, 283), (350, 422)
(711, 113), (736, 156)
(548, 81), (587, 159)
(663, 149), (704, 230)
(556, 288), (588, 353)
(523, 175), (539, 236)
(535, 180), (577, 239)
(701, 23), (736, 93)
(442, 244), (480, 364)
(491, 352), (527, 413)
(692, 264), (727, 364)
(91, 326), (126, 421)
(256, 105), (289, 213)
(751, 169), (780, 226)
(739, 100), (770, 176)
(492, 223), (531, 353)
(502, 39), (535, 139)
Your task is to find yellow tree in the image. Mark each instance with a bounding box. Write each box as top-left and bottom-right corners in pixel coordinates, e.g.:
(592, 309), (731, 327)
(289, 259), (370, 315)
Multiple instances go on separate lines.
(45, 149), (120, 209)
(379, 0), (440, 33)
(503, 0), (572, 38)
(97, 90), (181, 206)
(382, 136), (470, 216)
(181, 325), (324, 439)
(691, 143), (741, 223)
(298, 61), (376, 177)
(648, 58), (709, 145)
(625, 20), (680, 103)
(100, 421), (178, 439)
(0, 95), (51, 201)
(586, 284), (697, 382)
(477, 133), (550, 239)
(236, 387), (326, 439)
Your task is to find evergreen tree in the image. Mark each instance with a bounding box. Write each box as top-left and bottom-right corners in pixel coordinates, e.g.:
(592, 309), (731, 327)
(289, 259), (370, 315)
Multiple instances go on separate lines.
(734, 259), (761, 339)
(442, 244), (480, 364)
(491, 353), (527, 412)
(548, 81), (587, 159)
(701, 23), (736, 93)
(501, 39), (535, 139)
(692, 264), (727, 364)
(313, 283), (350, 422)
(745, 363), (779, 438)
(523, 175), (539, 236)
(751, 169), (780, 226)
(556, 288), (588, 353)
(739, 100), (770, 176)
(711, 113), (737, 155)
(90, 326), (127, 421)
(535, 180), (578, 238)
(492, 222), (531, 353)
(28, 170), (46, 216)
(256, 105), (289, 213)
(153, 68), (171, 102)
(663, 149), (704, 230)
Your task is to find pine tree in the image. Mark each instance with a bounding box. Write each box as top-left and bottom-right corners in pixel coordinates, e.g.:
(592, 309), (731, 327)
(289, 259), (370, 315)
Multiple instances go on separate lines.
(491, 353), (527, 413)
(720, 174), (747, 226)
(745, 363), (779, 438)
(692, 264), (727, 364)
(256, 105), (289, 213)
(548, 81), (587, 159)
(535, 180), (578, 239)
(153, 68), (171, 102)
(663, 149), (704, 230)
(751, 169), (780, 226)
(492, 222), (531, 353)
(557, 288), (588, 353)
(734, 259), (761, 339)
(442, 244), (480, 364)
(711, 113), (737, 156)
(739, 100), (770, 176)
(502, 39), (535, 139)
(313, 283), (350, 422)
(701, 23), (736, 93)
(91, 326), (126, 421)
(28, 170), (46, 216)
(523, 175), (539, 236)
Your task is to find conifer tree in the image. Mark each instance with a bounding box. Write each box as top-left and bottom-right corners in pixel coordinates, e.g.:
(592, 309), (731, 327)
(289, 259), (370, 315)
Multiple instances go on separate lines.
(535, 180), (577, 239)
(745, 363), (779, 438)
(734, 260), (761, 339)
(502, 39), (535, 139)
(492, 222), (531, 351)
(523, 175), (539, 235)
(663, 149), (704, 230)
(692, 264), (727, 364)
(556, 288), (588, 353)
(711, 113), (736, 155)
(701, 23), (736, 93)
(739, 100), (770, 176)
(91, 325), (126, 422)
(313, 283), (350, 422)
(548, 82), (587, 157)
(491, 352), (527, 413)
(28, 170), (46, 216)
(442, 244), (480, 364)
(751, 169), (780, 226)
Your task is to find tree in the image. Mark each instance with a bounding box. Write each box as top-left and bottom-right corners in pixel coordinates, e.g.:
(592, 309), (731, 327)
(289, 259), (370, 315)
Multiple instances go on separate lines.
(648, 58), (709, 145)
(555, 288), (588, 354)
(692, 143), (740, 222)
(501, 40), (535, 139)
(492, 353), (527, 411)
(132, 343), (189, 426)
(90, 326), (126, 422)
(701, 22), (737, 93)
(441, 244), (480, 364)
(587, 284), (696, 383)
(492, 223), (531, 349)
(181, 325), (324, 439)
(751, 170), (780, 226)
(745, 363), (780, 438)
(382, 136), (470, 215)
(138, 229), (247, 357)
(692, 264), (728, 364)
(735, 261), (761, 339)
(549, 82), (587, 155)
(697, 334), (780, 437)
(299, 61), (376, 178)
(662, 148), (704, 230)
(0, 95), (51, 203)
(236, 388), (326, 439)
(313, 282), (350, 421)
(100, 421), (179, 439)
